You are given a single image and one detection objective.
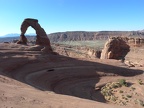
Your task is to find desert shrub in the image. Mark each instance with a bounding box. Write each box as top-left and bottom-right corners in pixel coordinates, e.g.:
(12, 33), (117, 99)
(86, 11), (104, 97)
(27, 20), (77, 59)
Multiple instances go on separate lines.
(131, 87), (136, 91)
(111, 96), (117, 101)
(122, 102), (127, 105)
(118, 79), (128, 87)
(126, 95), (132, 98)
(119, 90), (123, 93)
(101, 89), (113, 97)
(138, 79), (143, 85)
(136, 99), (144, 107)
(111, 83), (121, 88)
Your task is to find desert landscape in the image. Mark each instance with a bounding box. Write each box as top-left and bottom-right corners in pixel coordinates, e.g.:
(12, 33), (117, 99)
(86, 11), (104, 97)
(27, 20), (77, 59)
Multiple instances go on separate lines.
(0, 18), (144, 108)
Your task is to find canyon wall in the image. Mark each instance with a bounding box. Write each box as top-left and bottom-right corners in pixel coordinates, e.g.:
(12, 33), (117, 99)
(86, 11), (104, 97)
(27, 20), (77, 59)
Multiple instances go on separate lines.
(48, 31), (144, 42)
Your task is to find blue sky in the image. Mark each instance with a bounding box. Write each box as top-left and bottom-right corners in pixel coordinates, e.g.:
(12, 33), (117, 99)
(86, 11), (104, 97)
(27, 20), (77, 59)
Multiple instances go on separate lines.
(0, 0), (144, 36)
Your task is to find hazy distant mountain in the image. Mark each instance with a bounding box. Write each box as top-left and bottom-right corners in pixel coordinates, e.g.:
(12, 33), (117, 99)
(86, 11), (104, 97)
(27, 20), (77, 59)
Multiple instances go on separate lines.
(0, 33), (36, 38)
(138, 29), (144, 32)
(0, 33), (36, 43)
(0, 33), (20, 38)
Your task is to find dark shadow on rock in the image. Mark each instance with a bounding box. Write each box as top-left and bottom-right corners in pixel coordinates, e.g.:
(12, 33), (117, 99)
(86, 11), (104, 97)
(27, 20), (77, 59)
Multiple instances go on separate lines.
(0, 49), (143, 103)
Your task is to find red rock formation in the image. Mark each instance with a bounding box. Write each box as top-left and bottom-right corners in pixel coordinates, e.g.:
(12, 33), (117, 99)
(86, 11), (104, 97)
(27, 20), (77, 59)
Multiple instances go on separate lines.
(100, 37), (130, 60)
(17, 34), (27, 44)
(128, 38), (144, 46)
(17, 18), (52, 52)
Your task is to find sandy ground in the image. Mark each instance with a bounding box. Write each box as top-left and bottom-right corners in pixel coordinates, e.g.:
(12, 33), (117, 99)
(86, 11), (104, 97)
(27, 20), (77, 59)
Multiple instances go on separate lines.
(0, 43), (144, 108)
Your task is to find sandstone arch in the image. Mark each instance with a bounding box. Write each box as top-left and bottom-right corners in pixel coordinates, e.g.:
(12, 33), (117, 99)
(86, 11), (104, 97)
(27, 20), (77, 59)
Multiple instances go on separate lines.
(17, 18), (52, 52)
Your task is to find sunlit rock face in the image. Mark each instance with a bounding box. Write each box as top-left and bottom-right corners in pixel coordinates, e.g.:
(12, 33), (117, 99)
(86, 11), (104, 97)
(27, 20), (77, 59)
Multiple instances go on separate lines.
(17, 18), (52, 52)
(100, 37), (130, 60)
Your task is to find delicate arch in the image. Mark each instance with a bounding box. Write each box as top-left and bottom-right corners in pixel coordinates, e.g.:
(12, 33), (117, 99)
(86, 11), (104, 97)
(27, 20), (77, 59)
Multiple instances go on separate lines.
(17, 18), (52, 52)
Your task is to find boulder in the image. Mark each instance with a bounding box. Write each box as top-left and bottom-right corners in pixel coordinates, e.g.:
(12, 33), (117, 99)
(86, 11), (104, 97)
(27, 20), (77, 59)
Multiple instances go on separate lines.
(100, 37), (130, 60)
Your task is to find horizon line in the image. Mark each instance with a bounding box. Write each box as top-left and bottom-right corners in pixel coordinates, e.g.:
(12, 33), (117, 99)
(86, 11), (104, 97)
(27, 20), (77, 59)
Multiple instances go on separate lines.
(1, 29), (144, 36)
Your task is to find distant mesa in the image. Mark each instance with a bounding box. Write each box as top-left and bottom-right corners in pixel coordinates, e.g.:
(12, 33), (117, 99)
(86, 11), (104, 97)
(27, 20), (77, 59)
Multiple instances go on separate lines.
(17, 18), (53, 53)
(48, 31), (144, 42)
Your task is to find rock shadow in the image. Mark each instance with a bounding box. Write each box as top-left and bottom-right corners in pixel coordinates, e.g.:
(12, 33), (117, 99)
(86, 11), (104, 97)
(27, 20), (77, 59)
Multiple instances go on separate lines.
(0, 50), (143, 103)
